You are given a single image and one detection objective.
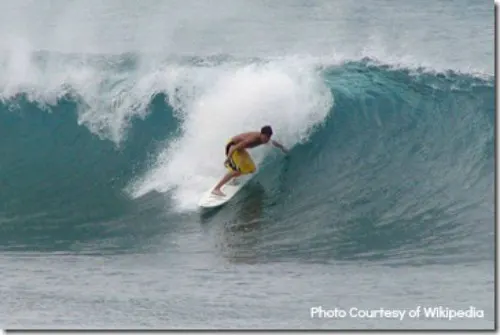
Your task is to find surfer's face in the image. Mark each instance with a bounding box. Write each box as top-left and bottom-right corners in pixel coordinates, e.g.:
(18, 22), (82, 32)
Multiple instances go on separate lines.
(260, 133), (271, 143)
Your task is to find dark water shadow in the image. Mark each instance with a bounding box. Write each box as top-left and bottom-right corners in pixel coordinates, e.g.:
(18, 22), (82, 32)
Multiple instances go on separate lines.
(198, 182), (269, 263)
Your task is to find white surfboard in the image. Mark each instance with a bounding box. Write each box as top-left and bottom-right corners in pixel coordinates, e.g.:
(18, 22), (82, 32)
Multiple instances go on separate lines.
(198, 176), (251, 208)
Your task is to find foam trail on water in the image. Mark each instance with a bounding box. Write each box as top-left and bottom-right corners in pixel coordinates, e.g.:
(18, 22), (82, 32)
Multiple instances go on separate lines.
(129, 59), (333, 211)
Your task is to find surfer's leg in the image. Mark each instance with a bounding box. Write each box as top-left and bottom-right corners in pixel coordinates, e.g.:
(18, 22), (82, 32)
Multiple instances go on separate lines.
(213, 143), (247, 196)
(212, 170), (241, 196)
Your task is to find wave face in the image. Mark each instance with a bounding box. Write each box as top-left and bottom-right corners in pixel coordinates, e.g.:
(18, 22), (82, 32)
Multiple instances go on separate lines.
(0, 52), (494, 264)
(0, 1), (494, 330)
(253, 61), (494, 264)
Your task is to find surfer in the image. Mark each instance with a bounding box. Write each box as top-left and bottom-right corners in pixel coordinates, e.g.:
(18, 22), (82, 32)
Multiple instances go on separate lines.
(212, 125), (288, 196)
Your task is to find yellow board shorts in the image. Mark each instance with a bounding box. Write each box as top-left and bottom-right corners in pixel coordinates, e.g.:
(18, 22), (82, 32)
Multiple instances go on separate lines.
(224, 140), (256, 174)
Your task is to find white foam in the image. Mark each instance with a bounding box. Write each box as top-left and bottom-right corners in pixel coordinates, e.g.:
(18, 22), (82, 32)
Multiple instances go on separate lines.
(0, 1), (490, 141)
(128, 59), (334, 211)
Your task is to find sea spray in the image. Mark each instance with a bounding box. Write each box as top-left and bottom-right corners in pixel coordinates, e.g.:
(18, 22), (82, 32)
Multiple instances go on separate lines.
(129, 59), (334, 210)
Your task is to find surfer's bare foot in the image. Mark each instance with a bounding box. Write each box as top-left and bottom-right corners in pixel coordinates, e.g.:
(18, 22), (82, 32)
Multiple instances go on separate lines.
(212, 189), (225, 196)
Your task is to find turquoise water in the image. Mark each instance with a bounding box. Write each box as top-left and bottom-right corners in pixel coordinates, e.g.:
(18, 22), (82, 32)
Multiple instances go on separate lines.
(0, 0), (494, 330)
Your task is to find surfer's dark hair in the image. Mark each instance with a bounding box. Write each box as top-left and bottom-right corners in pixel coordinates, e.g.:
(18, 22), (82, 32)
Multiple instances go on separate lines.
(261, 125), (273, 136)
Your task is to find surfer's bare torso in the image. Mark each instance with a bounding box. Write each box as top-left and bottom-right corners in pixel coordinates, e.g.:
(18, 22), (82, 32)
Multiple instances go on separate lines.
(228, 132), (265, 151)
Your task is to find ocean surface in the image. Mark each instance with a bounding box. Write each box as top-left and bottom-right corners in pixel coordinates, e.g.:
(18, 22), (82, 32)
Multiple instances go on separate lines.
(0, 0), (495, 330)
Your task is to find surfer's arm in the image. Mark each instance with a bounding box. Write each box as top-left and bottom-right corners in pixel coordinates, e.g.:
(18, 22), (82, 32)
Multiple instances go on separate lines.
(227, 139), (249, 157)
(271, 140), (288, 154)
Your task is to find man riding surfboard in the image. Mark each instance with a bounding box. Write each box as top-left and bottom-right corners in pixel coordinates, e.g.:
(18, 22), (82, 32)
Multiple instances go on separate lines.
(212, 125), (288, 196)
